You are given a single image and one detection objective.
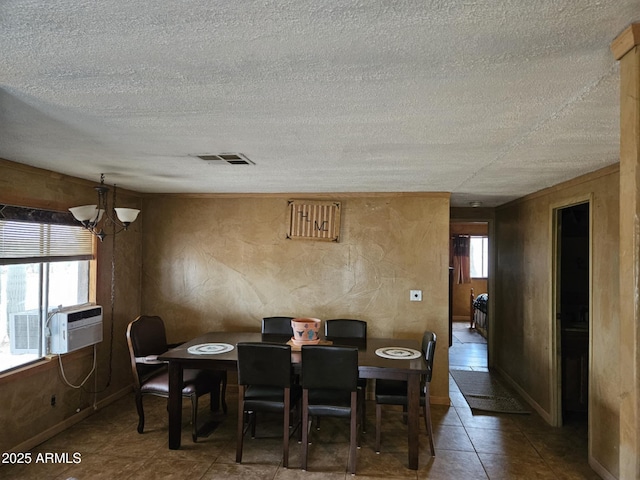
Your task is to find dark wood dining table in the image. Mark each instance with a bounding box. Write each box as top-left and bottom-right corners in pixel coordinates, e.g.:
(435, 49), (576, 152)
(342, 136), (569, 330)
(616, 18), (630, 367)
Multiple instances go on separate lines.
(158, 331), (428, 470)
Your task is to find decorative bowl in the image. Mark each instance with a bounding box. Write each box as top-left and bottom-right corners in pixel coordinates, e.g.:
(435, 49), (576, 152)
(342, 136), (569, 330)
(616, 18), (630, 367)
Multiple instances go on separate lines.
(291, 318), (322, 345)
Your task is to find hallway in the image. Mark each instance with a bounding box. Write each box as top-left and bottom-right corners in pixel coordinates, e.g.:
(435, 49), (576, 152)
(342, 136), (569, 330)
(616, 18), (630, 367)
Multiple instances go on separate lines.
(449, 321), (488, 370)
(446, 321), (597, 479)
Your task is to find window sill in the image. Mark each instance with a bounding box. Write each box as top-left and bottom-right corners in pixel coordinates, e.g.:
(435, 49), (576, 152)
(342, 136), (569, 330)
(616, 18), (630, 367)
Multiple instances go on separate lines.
(0, 348), (93, 386)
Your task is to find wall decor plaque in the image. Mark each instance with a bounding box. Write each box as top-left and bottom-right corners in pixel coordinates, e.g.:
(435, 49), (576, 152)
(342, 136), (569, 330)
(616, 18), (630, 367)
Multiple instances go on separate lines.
(287, 200), (341, 242)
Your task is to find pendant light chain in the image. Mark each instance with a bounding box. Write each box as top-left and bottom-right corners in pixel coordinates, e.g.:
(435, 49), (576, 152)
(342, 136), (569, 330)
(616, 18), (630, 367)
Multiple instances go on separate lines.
(105, 183), (117, 389)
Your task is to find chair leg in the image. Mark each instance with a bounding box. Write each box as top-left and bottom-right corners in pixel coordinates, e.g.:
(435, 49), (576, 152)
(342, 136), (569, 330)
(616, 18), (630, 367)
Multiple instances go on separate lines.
(210, 381), (221, 412)
(301, 390), (309, 471)
(250, 412), (257, 438)
(221, 372), (228, 414)
(283, 386), (290, 468)
(135, 393), (145, 434)
(423, 389), (435, 456)
(191, 394), (199, 442)
(358, 386), (367, 434)
(375, 403), (382, 453)
(349, 391), (358, 475)
(236, 386), (245, 463)
(209, 372), (228, 414)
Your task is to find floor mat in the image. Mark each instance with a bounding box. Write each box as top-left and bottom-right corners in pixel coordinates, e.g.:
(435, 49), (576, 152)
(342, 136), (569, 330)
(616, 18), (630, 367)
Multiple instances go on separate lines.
(450, 369), (530, 414)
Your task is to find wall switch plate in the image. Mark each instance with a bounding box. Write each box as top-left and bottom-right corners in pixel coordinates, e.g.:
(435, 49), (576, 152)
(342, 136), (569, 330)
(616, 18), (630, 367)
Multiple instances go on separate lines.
(410, 290), (422, 301)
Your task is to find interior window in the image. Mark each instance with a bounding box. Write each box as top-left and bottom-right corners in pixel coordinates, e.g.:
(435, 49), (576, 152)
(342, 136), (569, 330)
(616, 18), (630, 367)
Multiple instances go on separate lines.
(470, 235), (489, 278)
(0, 208), (94, 374)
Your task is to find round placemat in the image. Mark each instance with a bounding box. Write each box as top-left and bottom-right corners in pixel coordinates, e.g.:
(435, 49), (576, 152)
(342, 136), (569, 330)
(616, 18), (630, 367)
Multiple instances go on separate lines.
(375, 347), (421, 360)
(187, 343), (235, 355)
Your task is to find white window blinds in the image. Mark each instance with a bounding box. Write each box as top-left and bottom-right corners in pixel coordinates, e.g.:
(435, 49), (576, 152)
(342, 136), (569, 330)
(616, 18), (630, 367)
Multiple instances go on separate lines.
(0, 220), (94, 265)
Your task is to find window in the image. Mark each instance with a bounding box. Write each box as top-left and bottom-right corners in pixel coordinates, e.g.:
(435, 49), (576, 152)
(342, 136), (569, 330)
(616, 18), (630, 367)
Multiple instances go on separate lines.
(0, 207), (94, 374)
(470, 235), (488, 278)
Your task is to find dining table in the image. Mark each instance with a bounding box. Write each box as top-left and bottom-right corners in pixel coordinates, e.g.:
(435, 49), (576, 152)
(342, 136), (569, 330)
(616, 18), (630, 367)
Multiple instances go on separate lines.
(158, 331), (428, 470)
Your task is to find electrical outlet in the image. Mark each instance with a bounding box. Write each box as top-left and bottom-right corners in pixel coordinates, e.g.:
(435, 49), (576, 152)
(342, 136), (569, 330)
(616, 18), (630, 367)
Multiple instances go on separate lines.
(410, 290), (422, 301)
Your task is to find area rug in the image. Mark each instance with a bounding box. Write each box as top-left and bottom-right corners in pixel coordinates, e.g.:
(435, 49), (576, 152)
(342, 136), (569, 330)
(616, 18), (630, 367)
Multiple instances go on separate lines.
(450, 369), (530, 414)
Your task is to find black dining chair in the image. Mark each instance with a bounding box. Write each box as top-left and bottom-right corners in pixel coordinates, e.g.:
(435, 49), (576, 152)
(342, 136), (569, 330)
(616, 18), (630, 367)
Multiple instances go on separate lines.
(261, 316), (294, 336)
(125, 315), (227, 442)
(236, 342), (301, 468)
(374, 331), (436, 456)
(325, 318), (368, 431)
(325, 318), (367, 339)
(301, 345), (360, 474)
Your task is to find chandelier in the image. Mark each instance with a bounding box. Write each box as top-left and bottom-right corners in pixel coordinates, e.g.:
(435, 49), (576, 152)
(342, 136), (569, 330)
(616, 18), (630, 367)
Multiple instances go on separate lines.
(69, 174), (140, 241)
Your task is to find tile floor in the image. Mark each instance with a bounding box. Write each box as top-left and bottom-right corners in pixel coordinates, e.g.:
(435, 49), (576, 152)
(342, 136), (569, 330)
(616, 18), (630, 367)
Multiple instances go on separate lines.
(0, 323), (600, 479)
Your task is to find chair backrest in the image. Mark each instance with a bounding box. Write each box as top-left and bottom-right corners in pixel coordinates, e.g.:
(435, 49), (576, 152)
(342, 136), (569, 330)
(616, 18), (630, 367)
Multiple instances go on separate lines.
(421, 331), (437, 382)
(261, 316), (294, 336)
(126, 315), (169, 388)
(237, 342), (293, 388)
(301, 345), (359, 391)
(324, 319), (367, 339)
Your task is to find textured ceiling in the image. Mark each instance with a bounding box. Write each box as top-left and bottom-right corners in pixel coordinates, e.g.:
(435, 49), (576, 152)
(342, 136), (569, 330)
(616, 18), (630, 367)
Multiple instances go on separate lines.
(1, 1), (638, 206)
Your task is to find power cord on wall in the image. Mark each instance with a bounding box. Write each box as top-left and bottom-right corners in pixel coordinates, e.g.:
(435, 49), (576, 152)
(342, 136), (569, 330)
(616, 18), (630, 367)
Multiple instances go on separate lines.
(57, 343), (97, 389)
(78, 201), (118, 396)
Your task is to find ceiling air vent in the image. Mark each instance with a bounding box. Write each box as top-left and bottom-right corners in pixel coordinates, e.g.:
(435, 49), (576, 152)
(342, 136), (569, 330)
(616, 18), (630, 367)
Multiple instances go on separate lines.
(194, 153), (255, 165)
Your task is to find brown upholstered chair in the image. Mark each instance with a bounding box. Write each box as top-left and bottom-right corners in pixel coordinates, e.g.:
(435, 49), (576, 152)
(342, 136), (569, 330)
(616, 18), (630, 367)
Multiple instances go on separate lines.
(126, 315), (227, 442)
(374, 331), (436, 455)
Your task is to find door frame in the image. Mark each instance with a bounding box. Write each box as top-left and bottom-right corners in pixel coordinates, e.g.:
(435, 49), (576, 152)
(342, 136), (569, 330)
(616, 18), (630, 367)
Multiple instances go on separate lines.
(550, 196), (592, 428)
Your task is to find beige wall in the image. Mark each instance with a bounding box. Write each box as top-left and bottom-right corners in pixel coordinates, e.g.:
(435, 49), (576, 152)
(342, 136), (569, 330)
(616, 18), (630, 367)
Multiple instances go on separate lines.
(0, 160), (142, 452)
(494, 165), (620, 477)
(140, 193), (451, 402)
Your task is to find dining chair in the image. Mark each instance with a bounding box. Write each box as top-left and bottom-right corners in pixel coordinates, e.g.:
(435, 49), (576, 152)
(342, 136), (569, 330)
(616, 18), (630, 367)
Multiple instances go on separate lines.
(325, 318), (367, 339)
(325, 318), (368, 431)
(261, 316), (294, 336)
(236, 342), (301, 468)
(125, 315), (227, 442)
(374, 331), (436, 456)
(301, 345), (360, 474)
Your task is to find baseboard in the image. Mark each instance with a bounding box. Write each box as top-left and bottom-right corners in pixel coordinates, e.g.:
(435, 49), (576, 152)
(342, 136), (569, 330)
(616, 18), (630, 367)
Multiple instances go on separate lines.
(93, 385), (133, 410)
(453, 316), (470, 322)
(493, 366), (553, 424)
(9, 385), (132, 453)
(589, 457), (615, 480)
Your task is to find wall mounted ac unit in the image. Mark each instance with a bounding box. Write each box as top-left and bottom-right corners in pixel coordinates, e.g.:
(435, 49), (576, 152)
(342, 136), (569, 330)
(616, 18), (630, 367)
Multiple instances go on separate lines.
(50, 305), (103, 354)
(9, 311), (41, 354)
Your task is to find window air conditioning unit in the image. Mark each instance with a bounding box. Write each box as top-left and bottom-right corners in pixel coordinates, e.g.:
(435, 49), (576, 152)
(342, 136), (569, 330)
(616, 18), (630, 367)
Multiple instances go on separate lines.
(9, 311), (41, 354)
(50, 305), (103, 354)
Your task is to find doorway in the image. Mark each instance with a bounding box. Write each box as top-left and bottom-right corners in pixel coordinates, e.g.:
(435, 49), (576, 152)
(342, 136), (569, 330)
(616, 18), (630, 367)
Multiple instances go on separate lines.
(449, 221), (489, 370)
(554, 202), (590, 426)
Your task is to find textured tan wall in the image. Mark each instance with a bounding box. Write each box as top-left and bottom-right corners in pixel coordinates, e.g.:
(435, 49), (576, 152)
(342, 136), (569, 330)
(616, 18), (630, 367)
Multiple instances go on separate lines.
(0, 160), (142, 452)
(141, 193), (451, 401)
(494, 166), (619, 476)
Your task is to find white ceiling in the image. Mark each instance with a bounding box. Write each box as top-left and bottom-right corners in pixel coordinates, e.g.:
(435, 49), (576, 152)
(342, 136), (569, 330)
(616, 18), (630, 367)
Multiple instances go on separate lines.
(1, 1), (637, 207)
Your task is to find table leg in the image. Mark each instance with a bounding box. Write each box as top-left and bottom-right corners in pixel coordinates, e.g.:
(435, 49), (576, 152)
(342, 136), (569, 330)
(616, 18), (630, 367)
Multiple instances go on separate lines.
(406, 373), (420, 470)
(167, 361), (183, 449)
